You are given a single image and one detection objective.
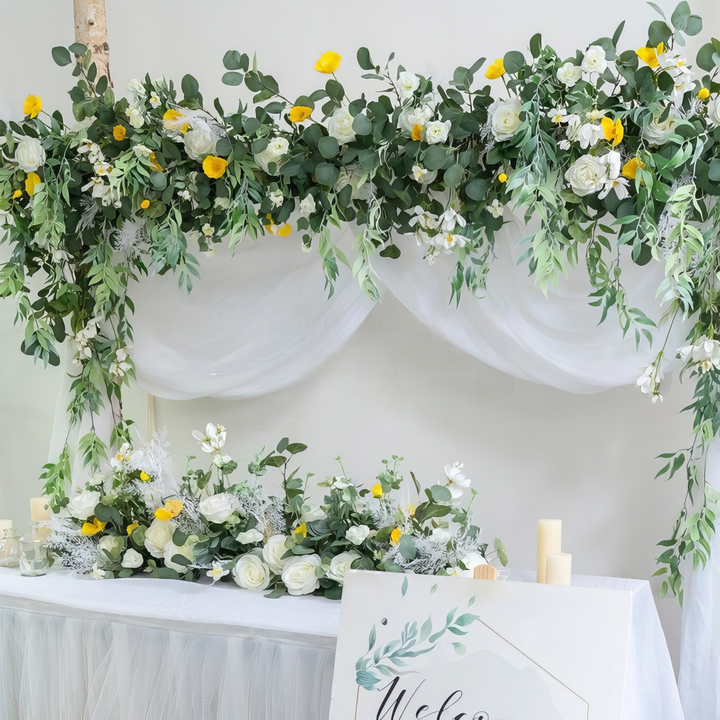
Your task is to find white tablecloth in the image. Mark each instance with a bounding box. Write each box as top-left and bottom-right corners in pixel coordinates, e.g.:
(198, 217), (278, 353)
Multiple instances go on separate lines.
(0, 568), (683, 720)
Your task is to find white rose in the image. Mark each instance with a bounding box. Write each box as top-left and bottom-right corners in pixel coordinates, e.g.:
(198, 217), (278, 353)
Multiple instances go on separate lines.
(15, 137), (46, 173)
(564, 155), (607, 196)
(327, 107), (356, 144)
(430, 527), (452, 544)
(400, 105), (433, 133)
(299, 194), (316, 216)
(556, 62), (583, 88)
(233, 554), (272, 591)
(254, 137), (289, 174)
(199, 493), (237, 524)
(127, 105), (145, 129)
(299, 504), (327, 524)
(326, 551), (360, 585)
(67, 490), (101, 521)
(643, 114), (678, 146)
(397, 72), (420, 100)
(581, 45), (607, 74)
(121, 548), (144, 569)
(97, 535), (125, 558)
(424, 120), (451, 145)
(236, 528), (264, 545)
(262, 534), (290, 574)
(163, 537), (196, 573)
(345, 524), (370, 545)
(183, 126), (217, 160)
(707, 97), (720, 127)
(144, 518), (176, 558)
(488, 98), (523, 141)
(282, 554), (322, 595)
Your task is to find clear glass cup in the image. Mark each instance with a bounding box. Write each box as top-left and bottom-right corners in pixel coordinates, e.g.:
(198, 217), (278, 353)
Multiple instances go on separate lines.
(0, 528), (20, 568)
(19, 523), (49, 576)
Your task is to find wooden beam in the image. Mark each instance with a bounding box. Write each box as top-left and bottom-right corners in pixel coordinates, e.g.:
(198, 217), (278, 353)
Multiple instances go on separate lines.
(73, 0), (111, 84)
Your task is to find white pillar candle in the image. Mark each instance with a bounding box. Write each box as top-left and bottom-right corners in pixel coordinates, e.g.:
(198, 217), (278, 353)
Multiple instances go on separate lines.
(546, 552), (573, 586)
(537, 519), (562, 583)
(30, 497), (51, 522)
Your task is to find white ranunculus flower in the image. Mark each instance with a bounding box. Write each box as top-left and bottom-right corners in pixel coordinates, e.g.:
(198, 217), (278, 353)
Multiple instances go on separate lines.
(97, 535), (125, 558)
(412, 165), (438, 185)
(121, 548), (144, 569)
(643, 114), (678, 146)
(327, 107), (357, 144)
(144, 518), (176, 558)
(400, 104), (433, 133)
(237, 528), (264, 545)
(707, 97), (720, 127)
(581, 45), (607, 74)
(488, 98), (523, 141)
(299, 194), (316, 216)
(233, 554), (272, 591)
(556, 62), (583, 87)
(564, 155), (607, 197)
(15, 137), (46, 173)
(424, 120), (451, 145)
(183, 126), (217, 160)
(67, 490), (101, 521)
(430, 527), (452, 544)
(163, 537), (196, 573)
(199, 493), (237, 524)
(299, 504), (327, 524)
(326, 551), (360, 585)
(262, 534), (290, 574)
(445, 462), (471, 500)
(282, 554), (322, 595)
(397, 72), (420, 100)
(345, 524), (370, 545)
(254, 137), (290, 174)
(127, 105), (145, 129)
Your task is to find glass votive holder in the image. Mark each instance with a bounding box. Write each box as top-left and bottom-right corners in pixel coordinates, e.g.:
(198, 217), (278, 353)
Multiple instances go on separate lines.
(0, 528), (20, 568)
(19, 523), (49, 577)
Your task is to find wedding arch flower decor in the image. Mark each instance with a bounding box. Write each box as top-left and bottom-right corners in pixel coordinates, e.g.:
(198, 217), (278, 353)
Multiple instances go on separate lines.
(1, 1), (719, 598)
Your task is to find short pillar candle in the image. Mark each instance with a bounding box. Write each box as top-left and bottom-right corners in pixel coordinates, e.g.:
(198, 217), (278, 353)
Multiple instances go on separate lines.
(546, 552), (573, 586)
(537, 519), (562, 583)
(30, 497), (51, 523)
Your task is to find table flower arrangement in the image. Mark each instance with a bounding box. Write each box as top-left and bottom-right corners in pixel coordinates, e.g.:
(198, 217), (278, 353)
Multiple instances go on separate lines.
(0, 0), (717, 596)
(47, 425), (506, 598)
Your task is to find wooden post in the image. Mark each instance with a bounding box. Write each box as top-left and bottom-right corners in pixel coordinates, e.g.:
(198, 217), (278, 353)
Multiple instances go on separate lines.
(73, 0), (111, 83)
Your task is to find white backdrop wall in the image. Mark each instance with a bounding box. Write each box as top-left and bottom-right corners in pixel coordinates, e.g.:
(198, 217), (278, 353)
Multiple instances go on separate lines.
(1, 0), (716, 669)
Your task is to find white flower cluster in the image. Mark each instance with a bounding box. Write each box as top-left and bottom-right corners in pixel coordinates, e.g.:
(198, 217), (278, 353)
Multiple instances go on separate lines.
(679, 337), (720, 374)
(409, 206), (468, 264)
(637, 362), (664, 403)
(71, 317), (101, 365)
(192, 423), (231, 467)
(78, 139), (122, 208)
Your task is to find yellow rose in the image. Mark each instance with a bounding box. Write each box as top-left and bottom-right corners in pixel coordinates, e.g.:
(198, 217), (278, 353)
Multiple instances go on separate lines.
(485, 58), (505, 80)
(139, 471), (151, 482)
(154, 507), (173, 521)
(411, 124), (423, 142)
(390, 528), (402, 545)
(699, 87), (710, 100)
(81, 518), (106, 536)
(636, 43), (663, 68)
(601, 117), (624, 146)
(127, 522), (139, 536)
(113, 125), (127, 141)
(498, 172), (508, 183)
(165, 499), (183, 517)
(25, 172), (41, 196)
(295, 523), (308, 538)
(371, 483), (383, 498)
(289, 106), (312, 123)
(622, 157), (646, 180)
(315, 51), (341, 74)
(23, 95), (42, 118)
(203, 155), (228, 179)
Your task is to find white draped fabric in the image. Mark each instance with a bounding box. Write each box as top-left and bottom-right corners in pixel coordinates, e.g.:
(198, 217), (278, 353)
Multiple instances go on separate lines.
(0, 568), (682, 719)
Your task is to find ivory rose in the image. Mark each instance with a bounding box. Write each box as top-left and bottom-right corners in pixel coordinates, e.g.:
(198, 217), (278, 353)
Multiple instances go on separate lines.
(233, 554), (272, 590)
(67, 490), (101, 521)
(564, 155), (607, 196)
(15, 137), (46, 173)
(144, 518), (176, 558)
(282, 554), (322, 595)
(199, 493), (237, 524)
(262, 534), (290, 574)
(488, 98), (522, 141)
(327, 107), (356, 144)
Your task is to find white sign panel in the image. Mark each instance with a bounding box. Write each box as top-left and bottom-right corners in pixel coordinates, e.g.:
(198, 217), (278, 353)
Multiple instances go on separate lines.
(330, 571), (632, 719)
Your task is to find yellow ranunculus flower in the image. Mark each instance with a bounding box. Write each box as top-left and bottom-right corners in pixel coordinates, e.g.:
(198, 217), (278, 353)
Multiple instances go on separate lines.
(622, 157), (646, 180)
(127, 522), (139, 536)
(203, 155), (228, 179)
(149, 153), (163, 172)
(315, 51), (341, 74)
(636, 43), (663, 68)
(295, 523), (308, 538)
(23, 95), (42, 118)
(390, 528), (402, 546)
(601, 117), (624, 146)
(411, 124), (423, 141)
(140, 200), (150, 209)
(140, 471), (151, 482)
(290, 106), (312, 123)
(154, 507), (173, 521)
(165, 499), (183, 517)
(485, 58), (505, 80)
(372, 483), (383, 498)
(498, 172), (508, 183)
(699, 87), (710, 100)
(25, 172), (41, 196)
(12, 189), (22, 199)
(81, 518), (106, 536)
(113, 125), (127, 141)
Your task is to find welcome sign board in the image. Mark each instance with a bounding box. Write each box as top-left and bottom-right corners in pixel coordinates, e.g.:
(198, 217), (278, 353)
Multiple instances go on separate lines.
(329, 571), (632, 719)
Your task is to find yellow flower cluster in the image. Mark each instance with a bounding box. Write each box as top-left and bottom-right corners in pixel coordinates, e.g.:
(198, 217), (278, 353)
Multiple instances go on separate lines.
(155, 498), (184, 521)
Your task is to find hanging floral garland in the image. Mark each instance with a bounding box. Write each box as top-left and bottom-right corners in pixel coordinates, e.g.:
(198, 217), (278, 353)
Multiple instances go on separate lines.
(0, 1), (719, 598)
